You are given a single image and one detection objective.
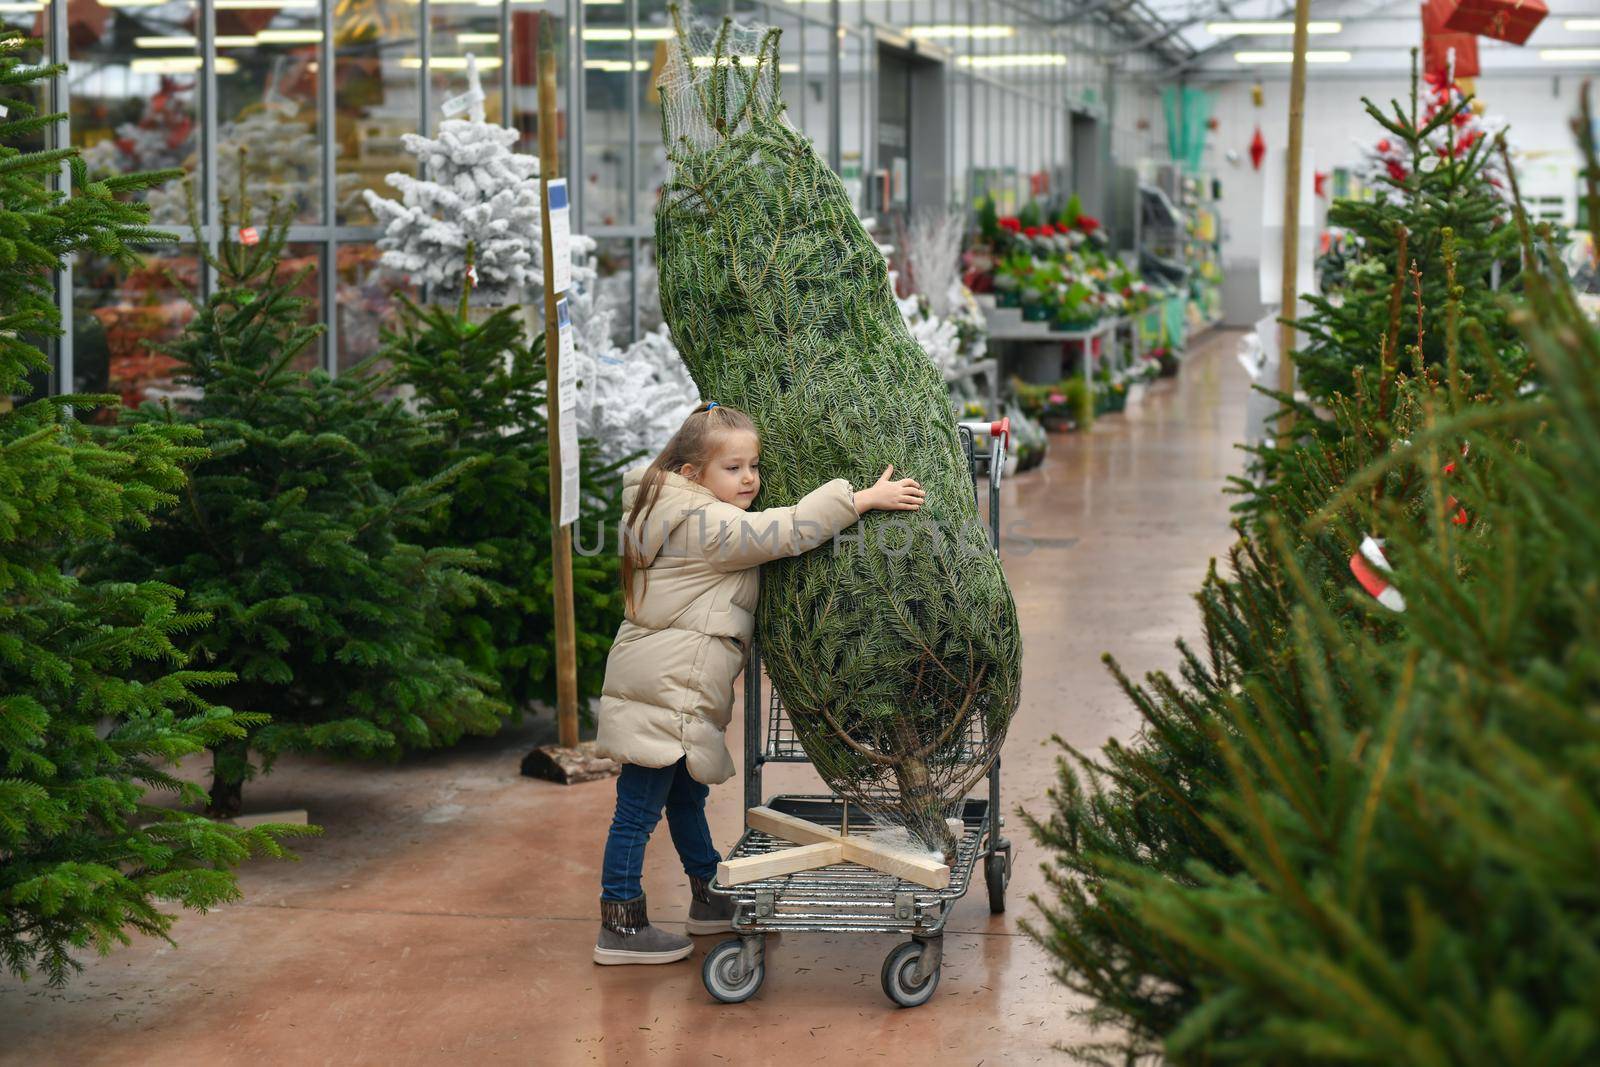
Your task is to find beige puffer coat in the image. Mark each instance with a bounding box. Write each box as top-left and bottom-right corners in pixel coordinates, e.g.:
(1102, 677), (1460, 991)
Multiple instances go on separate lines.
(595, 466), (860, 784)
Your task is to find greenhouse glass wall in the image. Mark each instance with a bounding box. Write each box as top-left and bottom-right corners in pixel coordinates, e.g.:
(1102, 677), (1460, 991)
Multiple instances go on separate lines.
(31, 0), (1163, 405)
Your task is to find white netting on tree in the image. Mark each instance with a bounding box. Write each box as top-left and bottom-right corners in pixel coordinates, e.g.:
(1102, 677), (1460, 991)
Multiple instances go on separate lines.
(654, 12), (1021, 861)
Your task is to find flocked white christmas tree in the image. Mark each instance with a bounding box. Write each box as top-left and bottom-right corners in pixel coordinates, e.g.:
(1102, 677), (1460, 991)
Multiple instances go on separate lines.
(364, 54), (540, 304)
(565, 234), (701, 467)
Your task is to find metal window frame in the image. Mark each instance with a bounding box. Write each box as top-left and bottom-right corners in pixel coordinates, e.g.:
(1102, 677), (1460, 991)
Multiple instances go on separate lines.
(47, 0), (1139, 395)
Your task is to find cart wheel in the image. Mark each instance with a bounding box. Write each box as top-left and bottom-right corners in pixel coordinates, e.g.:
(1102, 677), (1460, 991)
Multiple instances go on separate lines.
(985, 851), (1010, 914)
(703, 938), (764, 1004)
(881, 941), (940, 1008)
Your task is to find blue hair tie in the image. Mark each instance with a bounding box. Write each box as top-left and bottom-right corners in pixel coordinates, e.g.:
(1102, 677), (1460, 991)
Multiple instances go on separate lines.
(705, 401), (719, 410)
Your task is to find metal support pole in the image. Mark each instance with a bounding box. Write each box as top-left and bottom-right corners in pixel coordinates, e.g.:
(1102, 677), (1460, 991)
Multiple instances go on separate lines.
(49, 0), (72, 398)
(1276, 0), (1311, 437)
(320, 0), (338, 373)
(828, 0), (842, 173)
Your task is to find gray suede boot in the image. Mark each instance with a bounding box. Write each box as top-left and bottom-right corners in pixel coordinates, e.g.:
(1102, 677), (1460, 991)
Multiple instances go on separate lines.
(686, 875), (736, 935)
(593, 894), (693, 966)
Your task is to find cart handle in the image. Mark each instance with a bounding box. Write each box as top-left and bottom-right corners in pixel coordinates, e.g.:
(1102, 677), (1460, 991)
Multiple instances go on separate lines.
(957, 417), (1010, 445)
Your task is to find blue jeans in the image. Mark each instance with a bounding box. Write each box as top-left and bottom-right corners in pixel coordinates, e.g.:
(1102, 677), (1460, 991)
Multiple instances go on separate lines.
(600, 757), (722, 902)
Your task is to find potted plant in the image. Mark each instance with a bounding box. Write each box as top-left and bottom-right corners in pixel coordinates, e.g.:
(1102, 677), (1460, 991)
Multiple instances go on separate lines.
(1021, 281), (1052, 322)
(1053, 281), (1100, 333)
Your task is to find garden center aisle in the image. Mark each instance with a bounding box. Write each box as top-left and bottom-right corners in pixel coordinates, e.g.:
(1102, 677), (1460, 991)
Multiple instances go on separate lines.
(0, 331), (1250, 1066)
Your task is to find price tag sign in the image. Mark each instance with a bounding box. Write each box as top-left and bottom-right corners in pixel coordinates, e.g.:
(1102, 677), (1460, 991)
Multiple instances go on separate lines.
(547, 177), (572, 295)
(441, 88), (486, 118)
(239, 226), (261, 246)
(555, 296), (580, 527)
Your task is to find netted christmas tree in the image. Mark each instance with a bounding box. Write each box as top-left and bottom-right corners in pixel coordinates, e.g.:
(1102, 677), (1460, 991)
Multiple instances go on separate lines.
(85, 187), (506, 816)
(654, 13), (1021, 859)
(1292, 60), (1524, 404)
(1023, 97), (1600, 1065)
(364, 54), (539, 305)
(0, 37), (299, 984)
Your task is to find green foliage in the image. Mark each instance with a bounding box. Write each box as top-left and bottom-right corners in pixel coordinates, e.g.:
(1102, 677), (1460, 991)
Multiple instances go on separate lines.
(83, 193), (506, 816)
(656, 16), (1020, 857)
(376, 293), (628, 714)
(1024, 97), (1600, 1065)
(1294, 74), (1524, 403)
(0, 34), (305, 986)
(1059, 193), (1084, 229)
(976, 195), (1001, 244)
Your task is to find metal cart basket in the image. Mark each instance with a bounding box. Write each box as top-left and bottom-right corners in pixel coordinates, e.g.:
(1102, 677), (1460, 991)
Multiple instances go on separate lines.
(703, 419), (1016, 1008)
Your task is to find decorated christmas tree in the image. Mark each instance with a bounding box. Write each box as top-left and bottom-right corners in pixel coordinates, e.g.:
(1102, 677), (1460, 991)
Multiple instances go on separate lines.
(1292, 62), (1523, 404)
(86, 187), (505, 816)
(654, 15), (1021, 858)
(1025, 91), (1600, 1065)
(0, 38), (299, 985)
(363, 54), (540, 304)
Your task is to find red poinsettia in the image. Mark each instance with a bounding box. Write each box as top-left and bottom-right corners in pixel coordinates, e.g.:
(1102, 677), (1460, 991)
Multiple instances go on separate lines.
(1076, 215), (1101, 234)
(1023, 225), (1041, 238)
(1040, 224), (1057, 237)
(998, 217), (1022, 233)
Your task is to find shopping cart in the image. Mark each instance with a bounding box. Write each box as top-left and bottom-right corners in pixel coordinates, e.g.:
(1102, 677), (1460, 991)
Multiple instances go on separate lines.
(702, 419), (1016, 1008)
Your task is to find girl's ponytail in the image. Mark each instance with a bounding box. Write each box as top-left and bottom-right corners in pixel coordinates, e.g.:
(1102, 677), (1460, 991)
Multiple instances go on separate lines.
(620, 400), (758, 615)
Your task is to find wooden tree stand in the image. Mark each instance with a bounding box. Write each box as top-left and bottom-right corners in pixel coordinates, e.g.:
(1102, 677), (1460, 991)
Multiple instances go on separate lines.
(717, 805), (963, 891)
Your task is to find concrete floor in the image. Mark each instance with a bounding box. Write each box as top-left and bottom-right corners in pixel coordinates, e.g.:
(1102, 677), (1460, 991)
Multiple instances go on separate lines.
(1, 329), (1249, 1066)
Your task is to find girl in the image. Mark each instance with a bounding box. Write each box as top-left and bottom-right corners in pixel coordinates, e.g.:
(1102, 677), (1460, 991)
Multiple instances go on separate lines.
(593, 401), (926, 965)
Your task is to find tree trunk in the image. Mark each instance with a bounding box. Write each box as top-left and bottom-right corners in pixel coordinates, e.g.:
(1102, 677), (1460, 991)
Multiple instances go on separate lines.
(894, 755), (958, 862)
(206, 739), (249, 818)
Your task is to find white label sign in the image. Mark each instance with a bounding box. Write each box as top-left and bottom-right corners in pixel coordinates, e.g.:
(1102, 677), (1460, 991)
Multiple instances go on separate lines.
(555, 296), (580, 527)
(547, 177), (572, 295)
(441, 88), (485, 118)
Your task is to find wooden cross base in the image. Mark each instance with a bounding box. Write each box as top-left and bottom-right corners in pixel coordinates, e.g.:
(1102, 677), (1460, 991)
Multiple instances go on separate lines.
(717, 806), (963, 891)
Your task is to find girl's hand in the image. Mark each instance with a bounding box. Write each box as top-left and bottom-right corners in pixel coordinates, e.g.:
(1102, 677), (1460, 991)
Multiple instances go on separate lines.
(854, 465), (927, 515)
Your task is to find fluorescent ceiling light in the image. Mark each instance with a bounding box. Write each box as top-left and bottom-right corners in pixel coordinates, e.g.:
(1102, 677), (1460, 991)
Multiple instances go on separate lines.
(1206, 20), (1341, 34)
(1234, 50), (1352, 63)
(257, 29), (322, 43)
(584, 58), (650, 71)
(585, 0), (624, 4)
(458, 32), (500, 45)
(0, 3), (44, 12)
(133, 56), (239, 73)
(216, 35), (258, 46)
(216, 0), (317, 7)
(956, 53), (1067, 68)
(136, 35), (198, 48)
(905, 25), (1015, 39)
(1560, 19), (1600, 31)
(99, 0), (168, 7)
(583, 27), (673, 40)
(1540, 47), (1600, 60)
(400, 56), (504, 69)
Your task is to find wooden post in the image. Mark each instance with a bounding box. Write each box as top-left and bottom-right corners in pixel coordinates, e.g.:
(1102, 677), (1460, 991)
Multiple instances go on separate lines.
(1276, 0), (1312, 438)
(538, 19), (579, 750)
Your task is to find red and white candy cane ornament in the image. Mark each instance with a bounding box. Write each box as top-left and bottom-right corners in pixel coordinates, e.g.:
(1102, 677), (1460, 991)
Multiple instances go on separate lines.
(1350, 535), (1406, 613)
